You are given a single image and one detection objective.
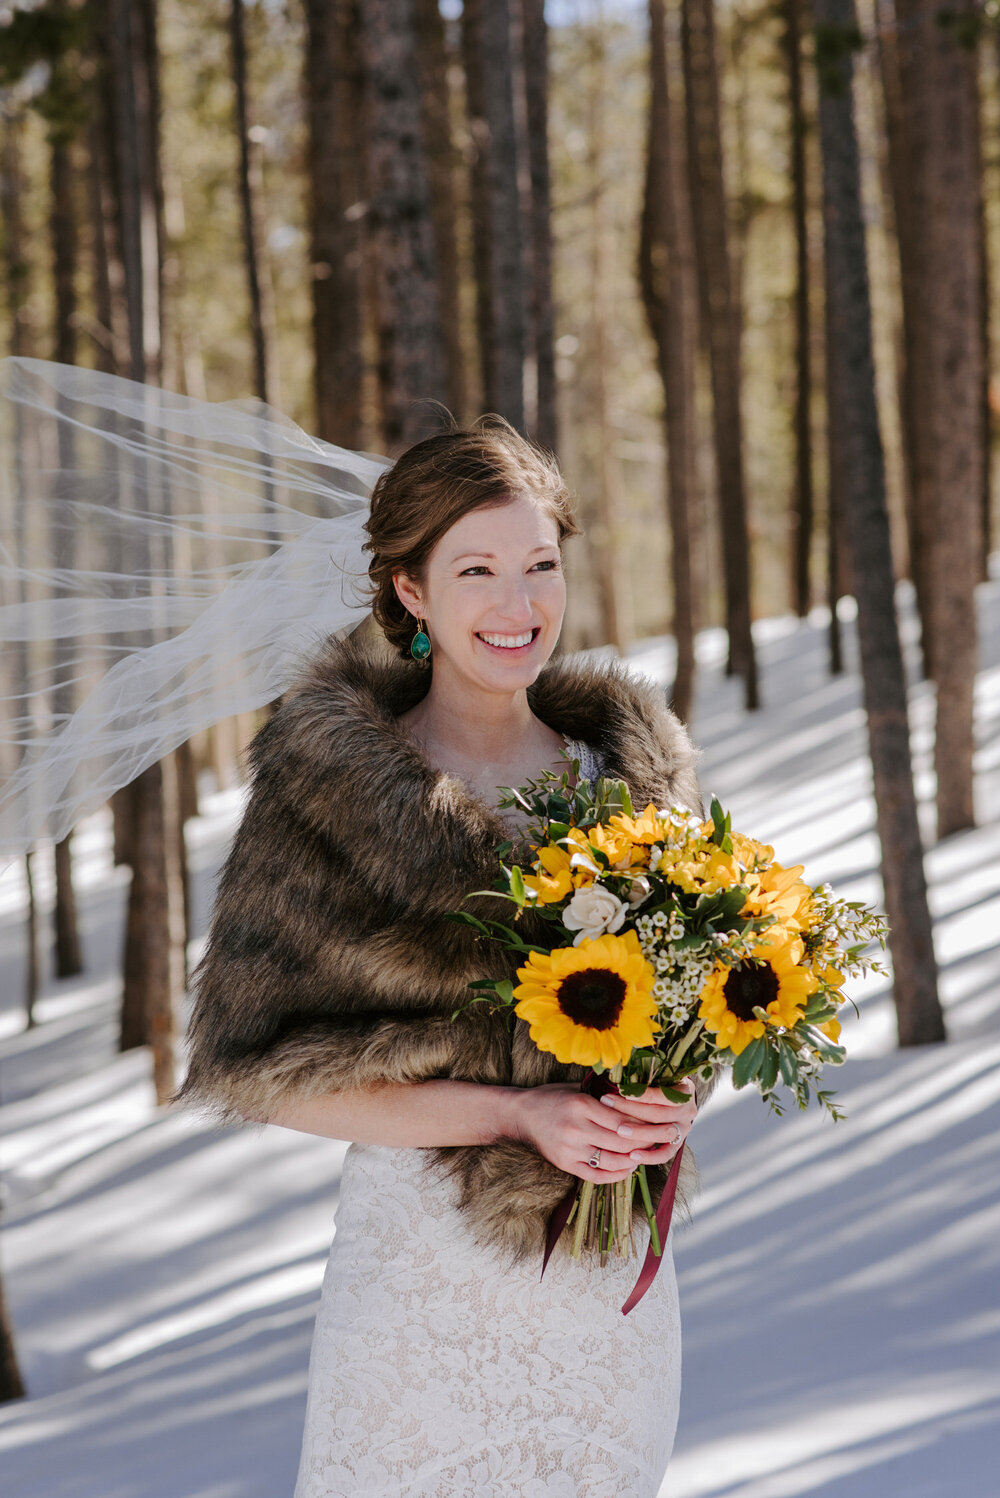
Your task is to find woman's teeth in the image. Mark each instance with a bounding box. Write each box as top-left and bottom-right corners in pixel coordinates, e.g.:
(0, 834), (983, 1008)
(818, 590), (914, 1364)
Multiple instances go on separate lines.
(477, 629), (537, 650)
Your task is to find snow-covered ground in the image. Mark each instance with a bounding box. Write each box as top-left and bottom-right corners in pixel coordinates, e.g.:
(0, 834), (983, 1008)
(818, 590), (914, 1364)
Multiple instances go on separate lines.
(1, 565), (998, 1498)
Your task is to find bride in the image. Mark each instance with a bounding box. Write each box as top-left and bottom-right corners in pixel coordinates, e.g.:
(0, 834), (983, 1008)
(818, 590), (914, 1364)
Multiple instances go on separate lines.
(173, 414), (711, 1496)
(0, 357), (710, 1496)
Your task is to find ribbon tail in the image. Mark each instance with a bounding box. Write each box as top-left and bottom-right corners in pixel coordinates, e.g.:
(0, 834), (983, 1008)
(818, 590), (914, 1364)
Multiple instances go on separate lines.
(620, 1141), (686, 1316)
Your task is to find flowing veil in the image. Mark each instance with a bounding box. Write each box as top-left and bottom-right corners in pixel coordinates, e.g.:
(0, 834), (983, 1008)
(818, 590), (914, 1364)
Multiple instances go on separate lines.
(0, 357), (392, 869)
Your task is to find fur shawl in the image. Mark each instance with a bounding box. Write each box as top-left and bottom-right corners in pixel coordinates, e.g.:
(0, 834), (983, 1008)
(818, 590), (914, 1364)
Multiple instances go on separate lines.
(173, 628), (714, 1263)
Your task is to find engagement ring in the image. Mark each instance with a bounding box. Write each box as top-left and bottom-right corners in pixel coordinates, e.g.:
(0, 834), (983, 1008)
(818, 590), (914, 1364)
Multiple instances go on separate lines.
(588, 1148), (602, 1168)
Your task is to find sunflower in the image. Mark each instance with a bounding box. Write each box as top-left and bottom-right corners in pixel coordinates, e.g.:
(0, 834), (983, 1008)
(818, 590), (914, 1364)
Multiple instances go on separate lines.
(512, 928), (660, 1068)
(697, 929), (819, 1054)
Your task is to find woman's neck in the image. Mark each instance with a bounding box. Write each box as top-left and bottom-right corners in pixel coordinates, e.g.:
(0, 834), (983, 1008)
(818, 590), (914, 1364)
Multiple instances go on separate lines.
(399, 663), (554, 767)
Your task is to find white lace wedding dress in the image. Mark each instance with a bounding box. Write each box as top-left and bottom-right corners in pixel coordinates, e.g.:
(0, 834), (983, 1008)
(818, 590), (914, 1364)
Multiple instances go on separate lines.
(292, 739), (682, 1498)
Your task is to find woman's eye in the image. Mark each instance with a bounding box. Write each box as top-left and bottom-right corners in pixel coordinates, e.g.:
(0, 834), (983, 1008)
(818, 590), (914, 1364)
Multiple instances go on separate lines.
(458, 559), (559, 576)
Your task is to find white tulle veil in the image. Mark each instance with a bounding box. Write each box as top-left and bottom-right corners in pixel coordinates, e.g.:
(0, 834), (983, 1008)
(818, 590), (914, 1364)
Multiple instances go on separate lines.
(0, 356), (393, 867)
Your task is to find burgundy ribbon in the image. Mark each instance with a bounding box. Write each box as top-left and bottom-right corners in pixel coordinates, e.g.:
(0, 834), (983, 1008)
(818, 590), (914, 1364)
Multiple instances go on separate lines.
(540, 1072), (686, 1316)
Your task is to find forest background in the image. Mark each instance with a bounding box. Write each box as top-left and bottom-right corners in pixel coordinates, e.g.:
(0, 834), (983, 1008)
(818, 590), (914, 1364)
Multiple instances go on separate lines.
(0, 0), (996, 1418)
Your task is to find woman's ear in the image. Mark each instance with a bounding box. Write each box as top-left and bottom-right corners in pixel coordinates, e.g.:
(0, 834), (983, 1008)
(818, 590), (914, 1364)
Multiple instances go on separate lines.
(391, 569), (423, 618)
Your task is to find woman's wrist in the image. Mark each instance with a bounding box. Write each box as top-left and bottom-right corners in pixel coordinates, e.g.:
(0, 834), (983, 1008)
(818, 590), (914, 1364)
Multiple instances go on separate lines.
(483, 1084), (534, 1148)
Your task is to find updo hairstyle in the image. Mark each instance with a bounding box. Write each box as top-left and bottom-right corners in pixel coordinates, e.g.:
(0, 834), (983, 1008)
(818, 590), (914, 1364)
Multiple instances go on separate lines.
(361, 412), (581, 659)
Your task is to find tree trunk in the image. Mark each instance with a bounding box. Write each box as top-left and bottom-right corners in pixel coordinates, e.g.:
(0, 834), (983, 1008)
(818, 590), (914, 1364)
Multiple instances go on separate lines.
(640, 0), (699, 723)
(585, 22), (627, 652)
(304, 0), (365, 446)
(414, 0), (467, 423)
(1, 109), (42, 1030)
(107, 0), (185, 1099)
(680, 0), (758, 708)
(229, 0), (281, 408)
(461, 0), (491, 415)
(0, 1263), (24, 1403)
(889, 0), (983, 837)
(813, 0), (945, 1045)
(471, 0), (526, 430)
(519, 0), (557, 456)
(50, 131), (84, 981)
(784, 0), (814, 618)
(358, 0), (449, 452)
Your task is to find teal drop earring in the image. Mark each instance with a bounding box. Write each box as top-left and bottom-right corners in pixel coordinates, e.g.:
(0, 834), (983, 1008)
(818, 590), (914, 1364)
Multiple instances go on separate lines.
(410, 615), (432, 661)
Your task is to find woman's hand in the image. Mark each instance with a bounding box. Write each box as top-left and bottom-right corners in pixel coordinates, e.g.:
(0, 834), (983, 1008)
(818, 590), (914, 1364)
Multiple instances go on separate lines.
(510, 1076), (698, 1183)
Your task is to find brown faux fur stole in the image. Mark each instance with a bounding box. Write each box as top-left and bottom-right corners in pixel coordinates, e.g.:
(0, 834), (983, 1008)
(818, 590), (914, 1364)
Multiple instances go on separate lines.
(173, 627), (715, 1264)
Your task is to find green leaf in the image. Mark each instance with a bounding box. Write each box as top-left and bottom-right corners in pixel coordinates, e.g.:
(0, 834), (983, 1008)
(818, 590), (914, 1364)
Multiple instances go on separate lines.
(509, 864), (526, 906)
(759, 1042), (780, 1092)
(732, 1035), (766, 1088)
(494, 978), (515, 1004)
(777, 1041), (797, 1087)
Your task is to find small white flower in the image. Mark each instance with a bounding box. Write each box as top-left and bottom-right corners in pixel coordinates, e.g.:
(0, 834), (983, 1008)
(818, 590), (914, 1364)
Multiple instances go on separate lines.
(563, 884), (628, 945)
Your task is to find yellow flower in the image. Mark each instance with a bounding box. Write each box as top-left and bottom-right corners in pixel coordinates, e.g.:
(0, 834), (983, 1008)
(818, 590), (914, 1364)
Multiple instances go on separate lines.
(513, 929), (660, 1069)
(742, 861), (810, 925)
(697, 929), (819, 1054)
(522, 829), (596, 905)
(586, 821), (641, 871)
(819, 1016), (842, 1042)
(657, 843), (742, 895)
(608, 802), (665, 845)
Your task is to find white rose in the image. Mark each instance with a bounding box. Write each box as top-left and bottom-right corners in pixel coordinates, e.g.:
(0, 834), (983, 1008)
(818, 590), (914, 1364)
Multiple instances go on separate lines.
(563, 885), (627, 946)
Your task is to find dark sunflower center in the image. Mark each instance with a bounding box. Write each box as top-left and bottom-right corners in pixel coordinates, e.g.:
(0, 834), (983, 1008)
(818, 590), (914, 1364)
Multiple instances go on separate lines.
(556, 967), (628, 1030)
(723, 961), (779, 1022)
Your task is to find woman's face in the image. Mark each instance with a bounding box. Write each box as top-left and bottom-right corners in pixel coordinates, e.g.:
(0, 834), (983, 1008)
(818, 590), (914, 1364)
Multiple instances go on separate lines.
(393, 494), (566, 689)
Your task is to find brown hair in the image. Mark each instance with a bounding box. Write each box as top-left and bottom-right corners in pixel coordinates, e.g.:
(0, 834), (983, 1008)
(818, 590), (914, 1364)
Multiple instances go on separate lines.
(361, 412), (581, 659)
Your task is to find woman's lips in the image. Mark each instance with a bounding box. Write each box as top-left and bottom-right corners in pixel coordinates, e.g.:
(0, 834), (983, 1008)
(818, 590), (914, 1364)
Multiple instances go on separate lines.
(475, 626), (541, 654)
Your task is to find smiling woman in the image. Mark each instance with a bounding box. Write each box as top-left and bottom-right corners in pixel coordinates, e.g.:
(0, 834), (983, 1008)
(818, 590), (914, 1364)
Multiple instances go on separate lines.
(174, 409), (707, 1498)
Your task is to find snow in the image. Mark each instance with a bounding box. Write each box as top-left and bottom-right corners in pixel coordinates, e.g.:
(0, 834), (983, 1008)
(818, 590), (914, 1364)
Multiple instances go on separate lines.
(1, 564), (998, 1498)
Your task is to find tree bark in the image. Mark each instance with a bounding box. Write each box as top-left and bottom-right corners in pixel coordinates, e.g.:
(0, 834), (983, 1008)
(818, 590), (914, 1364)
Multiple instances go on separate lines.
(1, 108), (42, 1031)
(888, 0), (983, 837)
(813, 0), (945, 1045)
(640, 0), (699, 723)
(50, 130), (83, 982)
(519, 0), (557, 455)
(304, 0), (365, 446)
(470, 0), (526, 430)
(358, 0), (449, 452)
(784, 0), (814, 618)
(0, 1263), (24, 1403)
(229, 0), (281, 408)
(414, 0), (467, 423)
(107, 0), (186, 1099)
(681, 0), (758, 708)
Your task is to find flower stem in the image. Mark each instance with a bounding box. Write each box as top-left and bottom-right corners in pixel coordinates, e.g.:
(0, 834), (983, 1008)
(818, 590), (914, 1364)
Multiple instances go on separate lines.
(571, 1180), (595, 1260)
(636, 1165), (662, 1257)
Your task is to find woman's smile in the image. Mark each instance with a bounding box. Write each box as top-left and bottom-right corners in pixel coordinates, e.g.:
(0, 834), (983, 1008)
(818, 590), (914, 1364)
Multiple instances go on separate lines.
(475, 625), (542, 653)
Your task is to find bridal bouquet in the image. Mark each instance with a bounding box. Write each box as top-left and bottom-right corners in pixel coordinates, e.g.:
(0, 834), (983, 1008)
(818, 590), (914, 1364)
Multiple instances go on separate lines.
(445, 761), (888, 1289)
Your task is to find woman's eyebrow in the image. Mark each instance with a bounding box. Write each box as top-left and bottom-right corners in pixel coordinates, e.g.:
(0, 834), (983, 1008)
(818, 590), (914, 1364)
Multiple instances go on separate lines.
(449, 545), (557, 562)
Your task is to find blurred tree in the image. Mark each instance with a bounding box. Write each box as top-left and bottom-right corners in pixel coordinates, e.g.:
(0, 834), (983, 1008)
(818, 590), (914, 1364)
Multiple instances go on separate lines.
(520, 0), (558, 456)
(640, 0), (699, 721)
(359, 0), (449, 450)
(102, 0), (188, 1102)
(229, 0), (281, 407)
(469, 0), (526, 430)
(813, 0), (945, 1044)
(1, 104), (41, 1029)
(0, 1261), (24, 1402)
(783, 0), (814, 619)
(304, 0), (366, 446)
(681, 0), (759, 708)
(414, 0), (467, 423)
